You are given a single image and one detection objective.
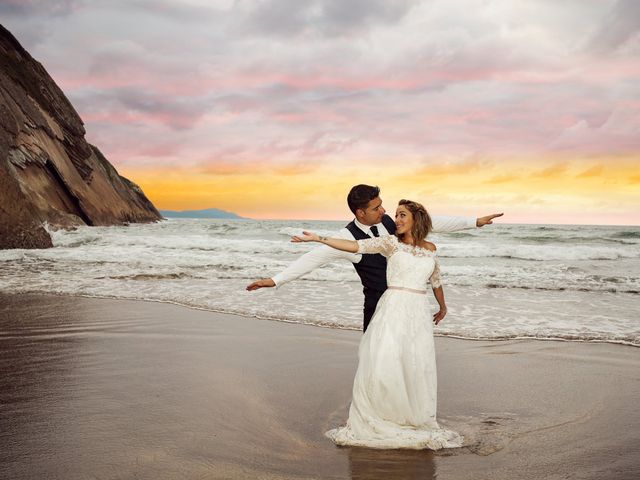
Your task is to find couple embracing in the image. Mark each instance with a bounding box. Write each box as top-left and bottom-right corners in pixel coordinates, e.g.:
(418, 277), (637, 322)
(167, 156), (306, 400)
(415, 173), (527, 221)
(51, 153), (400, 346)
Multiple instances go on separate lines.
(247, 184), (502, 450)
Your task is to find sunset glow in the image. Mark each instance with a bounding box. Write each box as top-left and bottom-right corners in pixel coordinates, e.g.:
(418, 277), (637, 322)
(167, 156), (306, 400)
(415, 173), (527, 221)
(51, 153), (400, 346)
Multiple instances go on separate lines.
(3, 0), (639, 224)
(123, 153), (639, 224)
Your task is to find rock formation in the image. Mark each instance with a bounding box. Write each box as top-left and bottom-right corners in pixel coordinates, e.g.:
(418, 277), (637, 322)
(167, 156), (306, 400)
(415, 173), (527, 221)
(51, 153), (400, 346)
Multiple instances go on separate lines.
(0, 24), (161, 249)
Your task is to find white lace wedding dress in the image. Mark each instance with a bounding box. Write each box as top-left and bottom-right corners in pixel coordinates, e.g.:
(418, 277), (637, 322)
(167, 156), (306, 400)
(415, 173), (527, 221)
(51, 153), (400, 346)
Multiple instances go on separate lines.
(326, 235), (463, 450)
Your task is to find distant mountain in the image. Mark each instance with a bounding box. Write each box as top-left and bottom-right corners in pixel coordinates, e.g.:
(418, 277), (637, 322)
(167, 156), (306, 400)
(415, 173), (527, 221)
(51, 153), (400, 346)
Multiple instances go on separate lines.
(160, 208), (243, 219)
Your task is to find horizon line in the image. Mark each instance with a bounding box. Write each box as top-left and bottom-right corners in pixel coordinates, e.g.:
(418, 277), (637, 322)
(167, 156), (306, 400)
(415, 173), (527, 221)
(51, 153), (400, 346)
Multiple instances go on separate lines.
(159, 217), (640, 228)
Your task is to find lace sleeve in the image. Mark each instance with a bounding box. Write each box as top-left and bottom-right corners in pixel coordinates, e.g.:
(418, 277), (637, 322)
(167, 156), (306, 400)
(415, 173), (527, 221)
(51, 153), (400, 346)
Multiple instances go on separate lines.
(356, 235), (396, 257)
(429, 256), (442, 289)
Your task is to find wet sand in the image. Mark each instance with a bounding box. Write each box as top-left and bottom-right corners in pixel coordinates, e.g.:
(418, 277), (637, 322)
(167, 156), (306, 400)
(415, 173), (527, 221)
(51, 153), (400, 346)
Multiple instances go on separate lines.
(0, 293), (639, 479)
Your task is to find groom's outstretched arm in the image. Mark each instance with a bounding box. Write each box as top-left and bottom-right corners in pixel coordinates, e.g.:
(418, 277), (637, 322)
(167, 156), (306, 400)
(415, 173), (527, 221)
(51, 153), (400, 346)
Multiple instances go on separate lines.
(247, 228), (359, 290)
(430, 213), (503, 233)
(273, 228), (359, 287)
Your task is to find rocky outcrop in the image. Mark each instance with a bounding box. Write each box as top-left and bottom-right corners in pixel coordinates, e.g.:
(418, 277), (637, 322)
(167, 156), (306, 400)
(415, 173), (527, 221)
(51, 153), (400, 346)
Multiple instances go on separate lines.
(0, 24), (161, 249)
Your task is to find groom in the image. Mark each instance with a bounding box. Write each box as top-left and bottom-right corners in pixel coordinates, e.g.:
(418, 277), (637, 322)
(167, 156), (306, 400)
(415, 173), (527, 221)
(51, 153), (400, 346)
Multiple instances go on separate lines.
(247, 184), (502, 332)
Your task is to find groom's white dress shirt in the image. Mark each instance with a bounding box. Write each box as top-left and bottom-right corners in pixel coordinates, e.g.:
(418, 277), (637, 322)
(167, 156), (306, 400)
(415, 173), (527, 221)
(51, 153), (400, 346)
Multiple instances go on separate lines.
(272, 215), (476, 288)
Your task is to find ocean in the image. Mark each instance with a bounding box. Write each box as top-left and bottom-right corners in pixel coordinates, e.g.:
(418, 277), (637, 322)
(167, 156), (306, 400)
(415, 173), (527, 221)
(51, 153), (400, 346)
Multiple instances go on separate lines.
(1, 219), (638, 346)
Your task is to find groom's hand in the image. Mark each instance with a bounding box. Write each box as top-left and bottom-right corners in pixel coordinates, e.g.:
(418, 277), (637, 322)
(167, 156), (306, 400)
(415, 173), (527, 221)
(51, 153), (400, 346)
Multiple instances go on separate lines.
(476, 213), (503, 227)
(246, 278), (276, 291)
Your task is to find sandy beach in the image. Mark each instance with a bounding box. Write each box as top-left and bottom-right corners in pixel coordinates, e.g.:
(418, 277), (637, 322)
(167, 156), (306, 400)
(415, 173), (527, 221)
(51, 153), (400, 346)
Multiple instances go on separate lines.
(1, 293), (638, 479)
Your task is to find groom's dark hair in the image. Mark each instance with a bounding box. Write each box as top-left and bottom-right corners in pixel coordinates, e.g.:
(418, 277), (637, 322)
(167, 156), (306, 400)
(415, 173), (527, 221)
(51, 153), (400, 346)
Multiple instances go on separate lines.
(347, 185), (380, 214)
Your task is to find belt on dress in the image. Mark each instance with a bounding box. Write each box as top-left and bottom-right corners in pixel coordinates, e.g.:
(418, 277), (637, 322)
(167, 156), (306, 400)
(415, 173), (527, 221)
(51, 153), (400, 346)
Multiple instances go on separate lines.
(387, 286), (427, 295)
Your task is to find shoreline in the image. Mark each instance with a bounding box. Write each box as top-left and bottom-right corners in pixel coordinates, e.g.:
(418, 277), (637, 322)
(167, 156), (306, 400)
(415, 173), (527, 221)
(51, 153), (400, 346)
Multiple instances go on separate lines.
(3, 290), (640, 348)
(1, 292), (639, 479)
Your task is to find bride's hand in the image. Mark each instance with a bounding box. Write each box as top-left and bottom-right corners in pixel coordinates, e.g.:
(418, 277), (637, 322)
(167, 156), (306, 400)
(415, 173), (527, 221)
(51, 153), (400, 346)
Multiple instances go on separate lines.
(291, 231), (320, 243)
(433, 306), (447, 325)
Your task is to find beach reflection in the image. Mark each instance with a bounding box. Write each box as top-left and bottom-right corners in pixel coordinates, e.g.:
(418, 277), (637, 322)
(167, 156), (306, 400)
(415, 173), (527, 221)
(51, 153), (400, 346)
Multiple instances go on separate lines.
(347, 446), (436, 479)
(0, 294), (93, 479)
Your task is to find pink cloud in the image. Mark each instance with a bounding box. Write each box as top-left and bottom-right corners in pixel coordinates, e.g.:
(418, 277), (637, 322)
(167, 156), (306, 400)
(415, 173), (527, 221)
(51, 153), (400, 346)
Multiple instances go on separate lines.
(4, 0), (635, 175)
(550, 104), (640, 155)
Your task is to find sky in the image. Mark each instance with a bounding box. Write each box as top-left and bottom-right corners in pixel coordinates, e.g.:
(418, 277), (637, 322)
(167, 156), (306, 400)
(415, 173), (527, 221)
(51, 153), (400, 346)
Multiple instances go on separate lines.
(1, 0), (639, 224)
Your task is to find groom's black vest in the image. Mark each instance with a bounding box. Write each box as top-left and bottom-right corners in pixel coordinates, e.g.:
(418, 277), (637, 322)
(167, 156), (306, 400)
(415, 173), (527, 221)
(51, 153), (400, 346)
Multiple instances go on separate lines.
(345, 214), (396, 295)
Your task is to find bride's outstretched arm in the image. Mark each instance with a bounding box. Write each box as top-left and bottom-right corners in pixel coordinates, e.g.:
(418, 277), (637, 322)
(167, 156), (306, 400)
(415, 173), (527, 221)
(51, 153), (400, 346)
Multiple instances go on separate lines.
(291, 231), (358, 253)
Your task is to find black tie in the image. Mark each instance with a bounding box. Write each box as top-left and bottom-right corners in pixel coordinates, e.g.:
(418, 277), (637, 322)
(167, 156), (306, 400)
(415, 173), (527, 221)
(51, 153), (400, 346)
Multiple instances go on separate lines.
(370, 226), (379, 237)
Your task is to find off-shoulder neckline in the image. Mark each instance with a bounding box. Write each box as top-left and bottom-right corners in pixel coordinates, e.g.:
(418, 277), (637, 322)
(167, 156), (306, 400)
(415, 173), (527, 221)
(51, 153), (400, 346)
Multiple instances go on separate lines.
(395, 238), (436, 253)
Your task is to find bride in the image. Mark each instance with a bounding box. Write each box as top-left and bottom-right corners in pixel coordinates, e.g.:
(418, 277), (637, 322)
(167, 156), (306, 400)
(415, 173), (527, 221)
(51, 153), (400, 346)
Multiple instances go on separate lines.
(292, 199), (463, 450)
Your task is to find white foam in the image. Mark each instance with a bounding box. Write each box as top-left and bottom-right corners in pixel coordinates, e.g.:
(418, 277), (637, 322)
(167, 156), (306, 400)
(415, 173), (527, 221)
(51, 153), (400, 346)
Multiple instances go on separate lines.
(1, 220), (638, 346)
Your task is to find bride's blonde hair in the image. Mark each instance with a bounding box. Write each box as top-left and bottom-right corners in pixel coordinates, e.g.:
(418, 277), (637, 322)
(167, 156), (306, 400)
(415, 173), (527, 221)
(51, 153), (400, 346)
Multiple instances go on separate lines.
(397, 199), (432, 246)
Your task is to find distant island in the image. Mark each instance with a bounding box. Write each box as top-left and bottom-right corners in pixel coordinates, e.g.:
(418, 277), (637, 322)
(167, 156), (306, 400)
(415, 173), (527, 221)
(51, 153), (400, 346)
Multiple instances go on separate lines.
(160, 208), (243, 219)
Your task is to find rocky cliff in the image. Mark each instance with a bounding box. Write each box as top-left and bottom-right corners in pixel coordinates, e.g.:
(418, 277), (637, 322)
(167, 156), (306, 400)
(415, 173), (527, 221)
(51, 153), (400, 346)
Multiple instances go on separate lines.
(0, 24), (161, 249)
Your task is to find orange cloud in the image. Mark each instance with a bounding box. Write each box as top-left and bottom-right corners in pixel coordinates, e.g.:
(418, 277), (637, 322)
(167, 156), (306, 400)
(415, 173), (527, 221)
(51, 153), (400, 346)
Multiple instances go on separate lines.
(533, 163), (568, 178)
(484, 174), (518, 184)
(576, 165), (604, 178)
